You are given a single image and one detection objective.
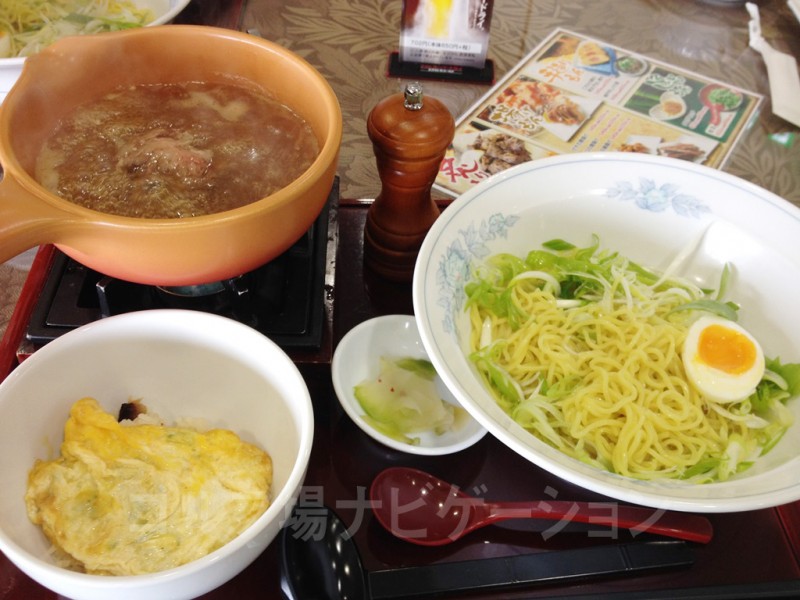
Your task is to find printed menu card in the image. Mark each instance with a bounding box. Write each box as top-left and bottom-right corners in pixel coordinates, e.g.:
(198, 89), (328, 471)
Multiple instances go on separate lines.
(435, 29), (763, 196)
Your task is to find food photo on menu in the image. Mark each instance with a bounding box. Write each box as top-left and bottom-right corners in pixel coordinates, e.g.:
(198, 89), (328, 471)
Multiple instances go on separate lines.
(436, 29), (762, 197)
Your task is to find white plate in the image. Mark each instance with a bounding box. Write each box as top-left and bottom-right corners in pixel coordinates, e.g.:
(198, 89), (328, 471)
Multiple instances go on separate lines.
(145, 0), (192, 26)
(0, 0), (191, 98)
(332, 315), (487, 455)
(413, 152), (800, 512)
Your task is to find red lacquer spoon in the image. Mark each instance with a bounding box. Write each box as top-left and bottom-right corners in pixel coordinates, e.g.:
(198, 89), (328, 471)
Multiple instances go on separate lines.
(370, 467), (713, 546)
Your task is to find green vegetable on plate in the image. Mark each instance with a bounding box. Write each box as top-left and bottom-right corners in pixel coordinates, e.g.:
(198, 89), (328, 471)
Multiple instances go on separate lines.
(354, 356), (470, 445)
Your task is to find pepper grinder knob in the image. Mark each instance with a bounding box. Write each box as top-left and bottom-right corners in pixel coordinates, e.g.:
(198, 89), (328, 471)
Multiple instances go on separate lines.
(364, 82), (455, 282)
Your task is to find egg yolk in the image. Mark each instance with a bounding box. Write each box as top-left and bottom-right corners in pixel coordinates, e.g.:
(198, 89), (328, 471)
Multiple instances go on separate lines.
(697, 323), (757, 375)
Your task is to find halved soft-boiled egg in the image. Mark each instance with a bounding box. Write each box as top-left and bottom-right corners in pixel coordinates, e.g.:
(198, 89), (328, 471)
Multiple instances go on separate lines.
(682, 315), (765, 403)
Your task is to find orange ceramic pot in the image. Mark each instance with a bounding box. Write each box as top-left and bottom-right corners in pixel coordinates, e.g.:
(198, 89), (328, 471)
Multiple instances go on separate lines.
(0, 25), (341, 285)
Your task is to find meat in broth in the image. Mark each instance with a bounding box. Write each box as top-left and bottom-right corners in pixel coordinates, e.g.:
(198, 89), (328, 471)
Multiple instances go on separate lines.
(35, 81), (320, 218)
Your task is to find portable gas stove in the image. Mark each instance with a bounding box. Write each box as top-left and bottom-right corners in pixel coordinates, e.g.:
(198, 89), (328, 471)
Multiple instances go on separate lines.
(11, 182), (338, 369)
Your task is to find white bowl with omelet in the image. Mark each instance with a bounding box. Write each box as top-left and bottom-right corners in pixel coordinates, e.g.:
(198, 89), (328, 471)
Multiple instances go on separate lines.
(415, 152), (800, 513)
(0, 309), (314, 600)
(0, 0), (191, 103)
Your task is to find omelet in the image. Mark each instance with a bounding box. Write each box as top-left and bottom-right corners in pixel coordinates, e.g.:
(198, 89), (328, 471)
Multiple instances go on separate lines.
(576, 41), (610, 66)
(25, 397), (272, 575)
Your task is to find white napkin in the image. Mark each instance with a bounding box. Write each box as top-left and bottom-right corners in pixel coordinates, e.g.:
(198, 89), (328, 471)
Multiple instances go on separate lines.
(789, 0), (800, 23)
(746, 2), (800, 127)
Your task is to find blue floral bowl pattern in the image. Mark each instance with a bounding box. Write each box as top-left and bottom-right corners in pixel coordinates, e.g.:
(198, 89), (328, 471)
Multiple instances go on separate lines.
(434, 171), (712, 335)
(413, 152), (800, 512)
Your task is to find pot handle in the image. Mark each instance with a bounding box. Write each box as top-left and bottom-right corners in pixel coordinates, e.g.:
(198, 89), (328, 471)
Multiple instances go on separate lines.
(0, 171), (72, 264)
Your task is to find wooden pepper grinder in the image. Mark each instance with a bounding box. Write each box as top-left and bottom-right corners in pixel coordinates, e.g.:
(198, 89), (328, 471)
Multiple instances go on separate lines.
(364, 82), (455, 282)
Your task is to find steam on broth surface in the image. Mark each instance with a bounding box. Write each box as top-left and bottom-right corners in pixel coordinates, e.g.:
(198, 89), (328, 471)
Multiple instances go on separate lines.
(35, 81), (320, 218)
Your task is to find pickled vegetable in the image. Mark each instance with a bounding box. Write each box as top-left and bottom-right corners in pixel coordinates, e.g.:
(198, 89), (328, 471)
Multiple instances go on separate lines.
(354, 356), (469, 445)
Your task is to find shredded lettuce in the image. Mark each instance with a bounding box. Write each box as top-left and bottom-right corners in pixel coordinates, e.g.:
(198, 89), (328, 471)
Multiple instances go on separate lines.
(470, 345), (523, 410)
(0, 1), (154, 58)
(669, 298), (740, 321)
(465, 236), (799, 483)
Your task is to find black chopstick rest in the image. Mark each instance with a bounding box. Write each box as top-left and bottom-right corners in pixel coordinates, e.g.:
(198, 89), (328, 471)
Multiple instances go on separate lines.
(368, 540), (694, 599)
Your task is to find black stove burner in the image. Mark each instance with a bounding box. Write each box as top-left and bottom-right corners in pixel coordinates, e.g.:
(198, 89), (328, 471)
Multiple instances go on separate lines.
(26, 187), (336, 351)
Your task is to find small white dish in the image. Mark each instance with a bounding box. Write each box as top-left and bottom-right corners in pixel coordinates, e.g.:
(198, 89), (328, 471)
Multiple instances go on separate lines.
(332, 315), (487, 455)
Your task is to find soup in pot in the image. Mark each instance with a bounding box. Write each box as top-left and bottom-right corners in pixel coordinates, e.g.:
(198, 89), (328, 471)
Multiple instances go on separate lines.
(35, 81), (320, 218)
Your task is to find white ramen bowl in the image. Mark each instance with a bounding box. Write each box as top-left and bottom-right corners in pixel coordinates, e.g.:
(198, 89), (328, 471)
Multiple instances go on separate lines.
(0, 0), (191, 101)
(413, 152), (800, 513)
(0, 310), (314, 600)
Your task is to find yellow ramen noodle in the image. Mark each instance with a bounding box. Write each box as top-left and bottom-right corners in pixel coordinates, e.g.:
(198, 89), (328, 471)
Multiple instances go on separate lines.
(26, 397), (272, 575)
(468, 287), (749, 480)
